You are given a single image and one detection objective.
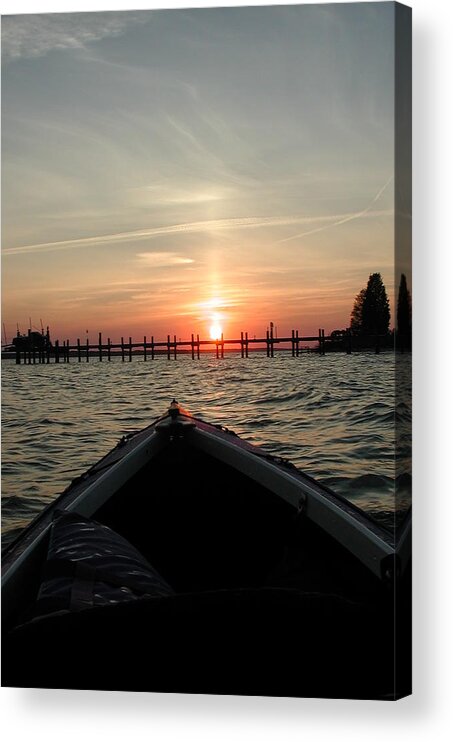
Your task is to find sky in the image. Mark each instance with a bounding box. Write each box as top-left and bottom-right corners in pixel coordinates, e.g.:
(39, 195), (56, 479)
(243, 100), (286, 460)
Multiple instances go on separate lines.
(1, 3), (398, 343)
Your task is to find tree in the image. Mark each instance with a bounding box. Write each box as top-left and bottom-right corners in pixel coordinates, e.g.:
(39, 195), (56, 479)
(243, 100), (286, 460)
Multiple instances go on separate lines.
(361, 273), (390, 335)
(350, 273), (390, 336)
(350, 288), (366, 335)
(397, 273), (412, 344)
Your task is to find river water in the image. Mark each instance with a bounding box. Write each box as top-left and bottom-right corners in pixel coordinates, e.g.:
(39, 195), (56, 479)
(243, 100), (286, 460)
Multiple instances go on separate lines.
(1, 351), (411, 547)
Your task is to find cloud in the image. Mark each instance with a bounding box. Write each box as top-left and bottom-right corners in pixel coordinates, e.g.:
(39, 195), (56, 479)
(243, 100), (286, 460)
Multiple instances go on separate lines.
(2, 211), (392, 257)
(1, 11), (152, 62)
(131, 184), (236, 207)
(136, 252), (195, 267)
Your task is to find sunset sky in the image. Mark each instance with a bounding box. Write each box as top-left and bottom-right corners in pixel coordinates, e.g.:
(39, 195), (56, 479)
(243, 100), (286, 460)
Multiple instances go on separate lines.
(2, 4), (397, 343)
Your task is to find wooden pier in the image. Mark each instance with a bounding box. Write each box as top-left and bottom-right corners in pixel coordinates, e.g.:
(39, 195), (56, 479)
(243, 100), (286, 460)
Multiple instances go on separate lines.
(9, 326), (390, 365)
(11, 326), (337, 364)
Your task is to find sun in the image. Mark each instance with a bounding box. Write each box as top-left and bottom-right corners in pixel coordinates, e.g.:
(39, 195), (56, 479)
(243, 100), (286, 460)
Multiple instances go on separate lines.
(204, 302), (224, 340)
(209, 322), (222, 341)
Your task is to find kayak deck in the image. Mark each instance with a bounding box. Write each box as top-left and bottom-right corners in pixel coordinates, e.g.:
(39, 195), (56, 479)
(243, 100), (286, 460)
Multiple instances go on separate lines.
(94, 439), (387, 602)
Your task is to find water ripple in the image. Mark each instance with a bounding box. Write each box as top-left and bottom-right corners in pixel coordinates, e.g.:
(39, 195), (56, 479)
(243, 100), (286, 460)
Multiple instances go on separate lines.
(1, 353), (411, 545)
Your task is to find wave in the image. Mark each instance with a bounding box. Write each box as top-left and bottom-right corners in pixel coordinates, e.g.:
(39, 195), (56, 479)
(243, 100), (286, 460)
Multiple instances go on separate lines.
(1, 353), (409, 538)
(38, 418), (76, 426)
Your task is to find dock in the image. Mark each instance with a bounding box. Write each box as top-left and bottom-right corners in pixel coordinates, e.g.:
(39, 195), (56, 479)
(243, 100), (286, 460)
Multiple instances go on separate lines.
(4, 326), (392, 365)
(10, 327), (343, 364)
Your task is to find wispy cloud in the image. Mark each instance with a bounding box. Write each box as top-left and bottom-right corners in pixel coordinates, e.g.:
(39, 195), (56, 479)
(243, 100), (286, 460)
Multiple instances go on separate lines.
(1, 11), (152, 62)
(136, 252), (195, 267)
(2, 210), (392, 257)
(130, 184), (236, 207)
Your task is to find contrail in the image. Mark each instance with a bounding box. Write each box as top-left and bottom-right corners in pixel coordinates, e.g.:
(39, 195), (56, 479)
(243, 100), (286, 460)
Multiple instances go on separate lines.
(372, 175), (394, 203)
(1, 213), (375, 257)
(3, 194), (393, 257)
(276, 175), (394, 245)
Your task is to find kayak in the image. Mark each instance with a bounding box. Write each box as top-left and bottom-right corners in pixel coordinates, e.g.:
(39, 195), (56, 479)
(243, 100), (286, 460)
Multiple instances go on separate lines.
(1, 400), (411, 699)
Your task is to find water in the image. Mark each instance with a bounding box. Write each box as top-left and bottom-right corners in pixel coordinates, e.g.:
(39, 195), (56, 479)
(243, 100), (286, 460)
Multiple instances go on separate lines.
(1, 352), (411, 547)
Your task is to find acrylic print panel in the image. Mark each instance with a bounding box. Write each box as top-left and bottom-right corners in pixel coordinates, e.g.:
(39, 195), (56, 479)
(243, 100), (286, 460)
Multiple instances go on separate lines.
(1, 2), (411, 699)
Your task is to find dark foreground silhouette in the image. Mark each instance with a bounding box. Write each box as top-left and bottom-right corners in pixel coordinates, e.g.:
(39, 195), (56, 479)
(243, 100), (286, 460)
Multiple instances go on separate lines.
(2, 405), (411, 699)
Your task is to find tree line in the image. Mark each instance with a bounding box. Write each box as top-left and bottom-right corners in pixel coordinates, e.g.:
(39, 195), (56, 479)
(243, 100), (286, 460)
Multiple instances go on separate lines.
(347, 272), (411, 349)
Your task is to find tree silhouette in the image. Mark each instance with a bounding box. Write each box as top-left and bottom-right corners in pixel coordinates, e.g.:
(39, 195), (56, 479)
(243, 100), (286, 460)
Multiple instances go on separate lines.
(350, 289), (366, 335)
(350, 273), (390, 336)
(361, 273), (390, 335)
(397, 273), (412, 349)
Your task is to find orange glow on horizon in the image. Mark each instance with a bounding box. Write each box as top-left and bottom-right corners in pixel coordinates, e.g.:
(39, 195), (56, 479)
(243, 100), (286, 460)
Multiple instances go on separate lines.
(3, 284), (396, 343)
